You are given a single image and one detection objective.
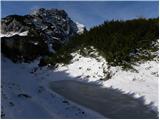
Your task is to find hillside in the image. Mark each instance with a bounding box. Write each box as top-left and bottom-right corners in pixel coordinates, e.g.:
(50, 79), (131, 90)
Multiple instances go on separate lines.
(45, 18), (158, 70)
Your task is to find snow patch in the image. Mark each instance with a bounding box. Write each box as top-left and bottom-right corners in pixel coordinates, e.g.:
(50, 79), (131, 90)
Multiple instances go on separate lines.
(0, 31), (28, 37)
(76, 22), (85, 34)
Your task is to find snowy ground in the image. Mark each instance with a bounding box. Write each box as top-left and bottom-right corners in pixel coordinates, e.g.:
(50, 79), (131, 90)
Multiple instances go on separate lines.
(55, 49), (159, 110)
(1, 56), (104, 118)
(49, 80), (158, 119)
(1, 47), (159, 118)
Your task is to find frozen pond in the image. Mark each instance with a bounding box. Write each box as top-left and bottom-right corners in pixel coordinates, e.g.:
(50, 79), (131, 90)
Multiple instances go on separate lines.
(49, 80), (158, 119)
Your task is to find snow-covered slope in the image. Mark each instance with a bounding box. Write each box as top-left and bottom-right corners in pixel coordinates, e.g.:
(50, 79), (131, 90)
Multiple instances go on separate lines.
(54, 47), (159, 110)
(1, 56), (104, 118)
(1, 46), (158, 118)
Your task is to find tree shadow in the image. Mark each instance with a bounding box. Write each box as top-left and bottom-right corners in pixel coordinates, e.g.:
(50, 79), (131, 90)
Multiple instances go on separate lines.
(49, 78), (158, 119)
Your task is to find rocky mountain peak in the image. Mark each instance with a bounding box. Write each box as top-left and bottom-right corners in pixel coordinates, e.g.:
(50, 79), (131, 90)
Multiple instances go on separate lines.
(30, 8), (68, 18)
(1, 8), (86, 62)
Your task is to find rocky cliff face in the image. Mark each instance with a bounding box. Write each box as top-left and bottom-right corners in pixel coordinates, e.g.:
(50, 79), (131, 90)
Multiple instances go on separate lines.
(1, 8), (85, 62)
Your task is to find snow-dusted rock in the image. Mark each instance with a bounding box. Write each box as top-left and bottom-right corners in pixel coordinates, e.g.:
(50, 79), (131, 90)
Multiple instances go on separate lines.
(1, 8), (85, 61)
(76, 22), (86, 34)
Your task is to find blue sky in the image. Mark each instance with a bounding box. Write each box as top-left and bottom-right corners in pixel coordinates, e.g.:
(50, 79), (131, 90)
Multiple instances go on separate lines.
(1, 1), (159, 28)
